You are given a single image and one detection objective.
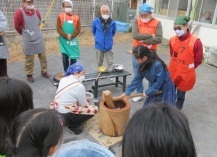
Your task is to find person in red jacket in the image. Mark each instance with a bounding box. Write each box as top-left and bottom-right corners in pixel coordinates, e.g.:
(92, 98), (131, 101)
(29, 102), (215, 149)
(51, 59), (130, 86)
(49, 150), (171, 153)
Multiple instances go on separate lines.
(168, 16), (203, 110)
(14, 0), (50, 83)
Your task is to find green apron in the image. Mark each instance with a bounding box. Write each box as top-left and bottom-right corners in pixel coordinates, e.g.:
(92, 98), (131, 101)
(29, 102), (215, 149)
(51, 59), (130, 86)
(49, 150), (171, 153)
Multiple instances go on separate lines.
(59, 18), (80, 59)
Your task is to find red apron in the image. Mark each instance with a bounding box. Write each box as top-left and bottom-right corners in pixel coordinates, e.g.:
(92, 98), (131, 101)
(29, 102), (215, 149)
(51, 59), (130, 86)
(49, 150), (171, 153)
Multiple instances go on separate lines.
(133, 18), (159, 50)
(168, 35), (197, 91)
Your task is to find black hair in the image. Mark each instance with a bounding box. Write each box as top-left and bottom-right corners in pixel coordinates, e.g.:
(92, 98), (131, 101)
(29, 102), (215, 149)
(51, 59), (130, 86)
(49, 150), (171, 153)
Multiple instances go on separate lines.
(0, 78), (33, 156)
(133, 45), (167, 72)
(9, 108), (63, 157)
(0, 118), (9, 155)
(0, 77), (33, 125)
(122, 102), (196, 157)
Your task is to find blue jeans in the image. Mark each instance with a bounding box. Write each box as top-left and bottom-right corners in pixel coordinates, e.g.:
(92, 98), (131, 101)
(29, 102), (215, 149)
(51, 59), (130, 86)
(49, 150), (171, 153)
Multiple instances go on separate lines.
(56, 139), (115, 157)
(132, 55), (143, 93)
(176, 88), (186, 110)
(62, 53), (77, 72)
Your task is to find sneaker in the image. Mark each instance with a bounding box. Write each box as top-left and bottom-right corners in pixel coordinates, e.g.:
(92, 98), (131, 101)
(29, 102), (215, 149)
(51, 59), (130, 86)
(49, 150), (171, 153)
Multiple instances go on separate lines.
(66, 126), (83, 135)
(132, 96), (143, 102)
(27, 75), (34, 83)
(41, 72), (50, 78)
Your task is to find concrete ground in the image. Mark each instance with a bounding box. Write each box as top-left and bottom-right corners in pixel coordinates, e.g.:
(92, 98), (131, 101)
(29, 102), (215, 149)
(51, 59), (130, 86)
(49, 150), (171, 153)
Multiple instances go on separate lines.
(8, 42), (217, 157)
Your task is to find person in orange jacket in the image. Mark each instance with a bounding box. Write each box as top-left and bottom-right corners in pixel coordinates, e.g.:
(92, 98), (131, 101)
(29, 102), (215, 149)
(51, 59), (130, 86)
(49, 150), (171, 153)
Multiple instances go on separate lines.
(131, 3), (162, 102)
(168, 16), (203, 110)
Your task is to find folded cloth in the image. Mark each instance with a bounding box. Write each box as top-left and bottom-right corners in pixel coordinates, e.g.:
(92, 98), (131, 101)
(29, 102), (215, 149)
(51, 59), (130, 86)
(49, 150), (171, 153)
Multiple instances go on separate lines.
(50, 101), (98, 115)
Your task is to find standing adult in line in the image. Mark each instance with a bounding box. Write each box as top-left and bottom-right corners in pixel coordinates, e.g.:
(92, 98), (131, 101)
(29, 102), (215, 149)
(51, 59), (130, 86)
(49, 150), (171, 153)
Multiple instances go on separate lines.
(57, 0), (81, 72)
(169, 16), (203, 110)
(92, 5), (116, 72)
(14, 0), (50, 83)
(131, 3), (163, 102)
(0, 10), (9, 77)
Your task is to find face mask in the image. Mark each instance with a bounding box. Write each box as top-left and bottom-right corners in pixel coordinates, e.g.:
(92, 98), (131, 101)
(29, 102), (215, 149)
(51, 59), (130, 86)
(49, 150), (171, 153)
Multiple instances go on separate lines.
(141, 18), (150, 23)
(27, 5), (34, 10)
(79, 75), (85, 82)
(65, 8), (72, 13)
(102, 15), (109, 20)
(175, 29), (185, 37)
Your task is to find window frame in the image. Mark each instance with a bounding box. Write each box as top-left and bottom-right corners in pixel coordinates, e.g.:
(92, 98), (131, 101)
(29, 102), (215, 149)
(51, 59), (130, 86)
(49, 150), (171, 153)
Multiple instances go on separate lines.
(153, 0), (217, 28)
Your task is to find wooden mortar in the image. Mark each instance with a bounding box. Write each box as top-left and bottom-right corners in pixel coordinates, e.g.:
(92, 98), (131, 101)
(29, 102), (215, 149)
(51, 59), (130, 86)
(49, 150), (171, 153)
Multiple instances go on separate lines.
(99, 98), (130, 137)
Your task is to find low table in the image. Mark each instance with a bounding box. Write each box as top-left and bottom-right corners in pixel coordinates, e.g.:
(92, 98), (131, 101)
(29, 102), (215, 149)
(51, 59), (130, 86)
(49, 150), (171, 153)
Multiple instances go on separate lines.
(49, 71), (131, 98)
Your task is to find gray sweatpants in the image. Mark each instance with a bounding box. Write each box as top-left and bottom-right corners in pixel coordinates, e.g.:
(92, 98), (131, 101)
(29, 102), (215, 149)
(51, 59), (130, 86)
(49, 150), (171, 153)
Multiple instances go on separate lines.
(96, 49), (113, 71)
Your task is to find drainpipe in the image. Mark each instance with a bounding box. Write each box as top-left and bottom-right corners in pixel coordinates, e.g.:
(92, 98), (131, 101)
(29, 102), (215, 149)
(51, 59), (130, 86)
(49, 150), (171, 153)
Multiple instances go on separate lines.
(93, 0), (96, 20)
(111, 0), (114, 19)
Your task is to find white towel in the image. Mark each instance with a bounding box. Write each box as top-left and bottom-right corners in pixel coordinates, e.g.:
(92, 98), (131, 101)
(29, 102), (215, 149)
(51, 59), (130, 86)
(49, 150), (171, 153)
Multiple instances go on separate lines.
(62, 0), (73, 7)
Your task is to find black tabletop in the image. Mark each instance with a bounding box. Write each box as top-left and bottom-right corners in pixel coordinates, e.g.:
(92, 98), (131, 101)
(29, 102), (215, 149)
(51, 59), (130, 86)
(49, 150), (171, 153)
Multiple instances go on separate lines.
(84, 70), (131, 81)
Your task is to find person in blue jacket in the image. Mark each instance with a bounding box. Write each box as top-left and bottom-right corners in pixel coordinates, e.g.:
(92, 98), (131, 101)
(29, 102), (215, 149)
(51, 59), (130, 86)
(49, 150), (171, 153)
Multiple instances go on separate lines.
(120, 45), (176, 106)
(91, 5), (116, 72)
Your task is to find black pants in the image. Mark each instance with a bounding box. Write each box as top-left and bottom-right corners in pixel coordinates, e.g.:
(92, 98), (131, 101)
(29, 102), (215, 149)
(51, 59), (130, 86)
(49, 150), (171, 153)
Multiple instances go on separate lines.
(176, 88), (186, 110)
(0, 36), (4, 45)
(0, 59), (7, 77)
(61, 113), (93, 128)
(62, 53), (77, 72)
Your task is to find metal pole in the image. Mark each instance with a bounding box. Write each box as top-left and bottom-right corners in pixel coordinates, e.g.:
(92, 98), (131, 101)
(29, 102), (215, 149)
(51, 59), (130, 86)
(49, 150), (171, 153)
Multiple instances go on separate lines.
(93, 0), (96, 20)
(111, 0), (114, 19)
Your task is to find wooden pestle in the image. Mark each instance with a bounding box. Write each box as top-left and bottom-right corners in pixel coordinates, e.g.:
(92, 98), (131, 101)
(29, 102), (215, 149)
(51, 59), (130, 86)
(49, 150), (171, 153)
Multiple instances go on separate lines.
(112, 91), (163, 101)
(102, 90), (116, 109)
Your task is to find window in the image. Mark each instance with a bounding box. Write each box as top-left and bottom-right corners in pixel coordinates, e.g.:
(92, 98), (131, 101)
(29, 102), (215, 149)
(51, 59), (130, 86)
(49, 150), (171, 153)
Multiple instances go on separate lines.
(153, 0), (217, 26)
(154, 0), (169, 16)
(189, 0), (202, 22)
(154, 0), (188, 17)
(176, 0), (188, 16)
(167, 0), (179, 18)
(190, 0), (217, 24)
(130, 0), (137, 10)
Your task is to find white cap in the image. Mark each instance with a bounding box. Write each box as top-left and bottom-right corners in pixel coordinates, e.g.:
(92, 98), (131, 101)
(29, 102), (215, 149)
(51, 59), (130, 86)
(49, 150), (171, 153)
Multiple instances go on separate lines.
(62, 0), (73, 7)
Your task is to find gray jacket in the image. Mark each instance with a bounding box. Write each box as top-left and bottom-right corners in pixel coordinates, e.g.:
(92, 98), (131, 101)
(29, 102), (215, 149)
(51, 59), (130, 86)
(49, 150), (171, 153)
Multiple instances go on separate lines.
(0, 10), (9, 59)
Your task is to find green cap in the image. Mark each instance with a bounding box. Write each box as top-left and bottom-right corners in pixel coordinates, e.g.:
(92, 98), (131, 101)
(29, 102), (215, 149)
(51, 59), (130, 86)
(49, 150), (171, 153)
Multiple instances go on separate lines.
(174, 16), (191, 25)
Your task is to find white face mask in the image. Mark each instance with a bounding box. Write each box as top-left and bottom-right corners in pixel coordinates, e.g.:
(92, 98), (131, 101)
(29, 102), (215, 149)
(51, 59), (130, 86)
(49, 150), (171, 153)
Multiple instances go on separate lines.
(141, 18), (150, 23)
(27, 5), (34, 10)
(102, 15), (109, 20)
(65, 8), (72, 13)
(79, 75), (85, 82)
(175, 29), (185, 37)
